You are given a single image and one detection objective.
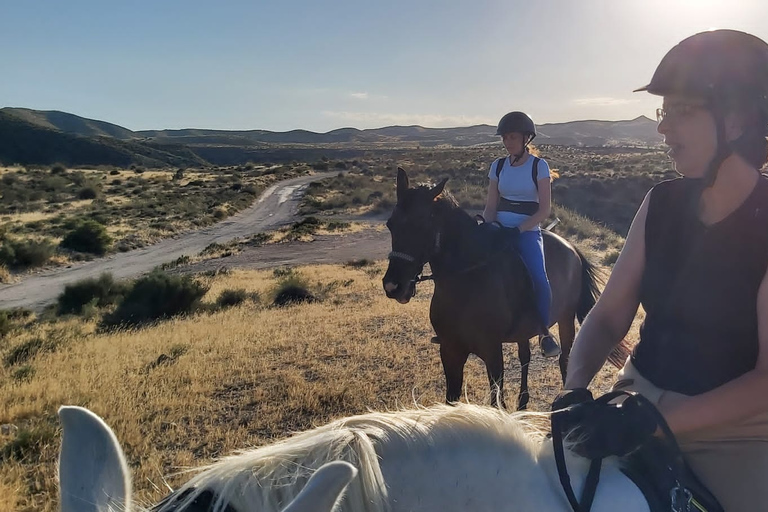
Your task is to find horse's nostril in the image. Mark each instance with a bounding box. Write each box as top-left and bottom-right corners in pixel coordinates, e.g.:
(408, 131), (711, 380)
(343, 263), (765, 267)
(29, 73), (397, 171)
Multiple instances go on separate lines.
(383, 282), (398, 293)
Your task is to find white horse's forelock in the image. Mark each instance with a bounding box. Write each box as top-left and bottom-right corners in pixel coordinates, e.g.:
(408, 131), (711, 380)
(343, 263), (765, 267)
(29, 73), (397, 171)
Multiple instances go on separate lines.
(155, 404), (554, 512)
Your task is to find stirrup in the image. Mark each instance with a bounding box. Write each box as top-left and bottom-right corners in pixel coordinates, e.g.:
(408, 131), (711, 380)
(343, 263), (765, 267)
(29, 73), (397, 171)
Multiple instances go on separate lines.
(540, 334), (561, 358)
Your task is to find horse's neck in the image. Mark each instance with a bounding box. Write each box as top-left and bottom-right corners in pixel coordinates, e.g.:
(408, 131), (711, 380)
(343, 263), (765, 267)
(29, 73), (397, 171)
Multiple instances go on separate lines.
(429, 206), (483, 275)
(371, 427), (650, 512)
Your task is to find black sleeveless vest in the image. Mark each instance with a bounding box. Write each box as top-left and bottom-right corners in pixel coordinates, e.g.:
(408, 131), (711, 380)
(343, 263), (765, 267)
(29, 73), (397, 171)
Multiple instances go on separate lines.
(631, 176), (768, 395)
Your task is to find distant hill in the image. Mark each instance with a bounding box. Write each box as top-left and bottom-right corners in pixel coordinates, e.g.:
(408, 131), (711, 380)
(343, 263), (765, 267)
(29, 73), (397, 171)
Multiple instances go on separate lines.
(138, 118), (660, 148)
(0, 110), (207, 167)
(2, 107), (136, 140)
(0, 107), (661, 167)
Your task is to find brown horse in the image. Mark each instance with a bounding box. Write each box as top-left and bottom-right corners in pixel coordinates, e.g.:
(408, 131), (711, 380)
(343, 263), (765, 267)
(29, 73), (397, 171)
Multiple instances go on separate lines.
(383, 168), (618, 409)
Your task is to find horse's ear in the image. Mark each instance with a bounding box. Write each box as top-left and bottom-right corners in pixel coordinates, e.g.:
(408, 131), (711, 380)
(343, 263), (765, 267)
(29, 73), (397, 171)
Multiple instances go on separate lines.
(396, 167), (409, 200)
(282, 461), (358, 512)
(431, 178), (449, 200)
(59, 406), (131, 512)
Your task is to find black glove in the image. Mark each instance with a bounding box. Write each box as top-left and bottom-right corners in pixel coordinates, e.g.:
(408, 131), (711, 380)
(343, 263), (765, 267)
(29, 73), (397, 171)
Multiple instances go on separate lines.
(506, 226), (521, 237)
(569, 394), (659, 459)
(551, 388), (593, 412)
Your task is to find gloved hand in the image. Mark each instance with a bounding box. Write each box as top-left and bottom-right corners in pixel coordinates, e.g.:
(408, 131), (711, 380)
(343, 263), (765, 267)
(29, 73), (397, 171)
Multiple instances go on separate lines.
(551, 388), (593, 411)
(505, 226), (521, 238)
(569, 394), (659, 459)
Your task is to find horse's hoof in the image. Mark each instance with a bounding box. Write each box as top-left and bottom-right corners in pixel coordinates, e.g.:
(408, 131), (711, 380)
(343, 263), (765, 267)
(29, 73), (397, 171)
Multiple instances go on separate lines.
(540, 335), (561, 358)
(430, 336), (441, 344)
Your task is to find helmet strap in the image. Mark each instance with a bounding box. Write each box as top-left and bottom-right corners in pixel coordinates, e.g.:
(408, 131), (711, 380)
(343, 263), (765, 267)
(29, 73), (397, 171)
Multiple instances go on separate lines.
(511, 133), (536, 165)
(690, 104), (733, 215)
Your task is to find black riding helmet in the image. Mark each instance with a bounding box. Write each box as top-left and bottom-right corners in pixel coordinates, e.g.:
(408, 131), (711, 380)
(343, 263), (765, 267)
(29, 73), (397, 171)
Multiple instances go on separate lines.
(496, 111), (537, 164)
(635, 29), (768, 187)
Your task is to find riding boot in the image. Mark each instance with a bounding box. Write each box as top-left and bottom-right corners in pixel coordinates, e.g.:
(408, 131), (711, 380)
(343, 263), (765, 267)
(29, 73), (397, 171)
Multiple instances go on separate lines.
(539, 332), (561, 358)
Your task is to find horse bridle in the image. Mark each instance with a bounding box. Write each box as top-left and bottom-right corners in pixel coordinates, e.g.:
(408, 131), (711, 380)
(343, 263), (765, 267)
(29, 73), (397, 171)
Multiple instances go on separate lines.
(387, 230), (442, 286)
(388, 223), (518, 289)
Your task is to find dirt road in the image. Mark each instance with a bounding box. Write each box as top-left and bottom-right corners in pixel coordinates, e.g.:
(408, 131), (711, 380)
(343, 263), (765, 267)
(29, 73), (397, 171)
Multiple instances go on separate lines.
(0, 172), (391, 312)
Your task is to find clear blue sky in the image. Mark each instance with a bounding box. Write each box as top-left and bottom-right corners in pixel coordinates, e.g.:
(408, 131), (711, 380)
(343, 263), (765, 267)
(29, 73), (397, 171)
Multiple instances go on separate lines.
(3, 0), (767, 132)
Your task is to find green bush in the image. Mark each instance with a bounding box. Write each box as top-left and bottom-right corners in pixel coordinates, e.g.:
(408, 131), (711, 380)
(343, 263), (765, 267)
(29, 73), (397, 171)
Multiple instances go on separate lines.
(216, 288), (248, 308)
(0, 238), (55, 269)
(271, 272), (316, 306)
(77, 186), (100, 200)
(57, 273), (129, 315)
(60, 220), (112, 255)
(101, 270), (208, 328)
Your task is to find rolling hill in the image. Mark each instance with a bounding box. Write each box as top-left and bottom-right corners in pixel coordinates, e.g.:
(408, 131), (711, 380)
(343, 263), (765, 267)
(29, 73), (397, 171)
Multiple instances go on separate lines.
(0, 107), (661, 167)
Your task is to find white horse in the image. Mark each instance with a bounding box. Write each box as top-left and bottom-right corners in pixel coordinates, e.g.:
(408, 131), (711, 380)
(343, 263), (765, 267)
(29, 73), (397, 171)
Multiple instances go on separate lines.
(58, 404), (650, 512)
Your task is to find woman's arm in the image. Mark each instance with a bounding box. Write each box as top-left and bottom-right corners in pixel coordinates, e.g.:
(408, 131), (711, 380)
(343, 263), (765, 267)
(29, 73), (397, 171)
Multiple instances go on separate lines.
(482, 180), (499, 223)
(518, 177), (552, 232)
(564, 192), (651, 389)
(660, 265), (768, 435)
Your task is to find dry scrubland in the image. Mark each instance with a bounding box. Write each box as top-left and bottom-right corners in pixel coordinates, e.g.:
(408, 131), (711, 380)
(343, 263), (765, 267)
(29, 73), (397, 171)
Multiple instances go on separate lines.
(0, 261), (642, 512)
(0, 145), (666, 511)
(0, 145), (673, 281)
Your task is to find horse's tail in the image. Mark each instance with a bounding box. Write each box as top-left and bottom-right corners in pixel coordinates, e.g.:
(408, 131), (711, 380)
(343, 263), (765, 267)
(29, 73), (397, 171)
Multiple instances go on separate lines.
(575, 247), (602, 324)
(575, 248), (632, 369)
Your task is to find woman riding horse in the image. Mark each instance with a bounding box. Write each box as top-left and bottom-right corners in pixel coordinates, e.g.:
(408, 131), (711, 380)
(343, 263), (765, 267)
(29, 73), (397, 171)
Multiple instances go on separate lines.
(482, 111), (561, 359)
(554, 29), (768, 512)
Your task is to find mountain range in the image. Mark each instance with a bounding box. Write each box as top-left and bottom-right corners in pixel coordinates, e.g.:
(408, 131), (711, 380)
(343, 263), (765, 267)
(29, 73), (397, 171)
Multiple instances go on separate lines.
(0, 107), (661, 167)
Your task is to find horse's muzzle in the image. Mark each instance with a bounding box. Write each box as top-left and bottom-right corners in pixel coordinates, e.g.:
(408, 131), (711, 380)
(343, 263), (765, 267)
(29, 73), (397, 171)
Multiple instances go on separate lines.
(383, 279), (416, 304)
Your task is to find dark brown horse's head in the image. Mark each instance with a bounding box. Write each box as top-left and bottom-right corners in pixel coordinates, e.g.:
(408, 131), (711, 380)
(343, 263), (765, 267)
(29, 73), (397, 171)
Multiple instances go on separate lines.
(382, 168), (447, 304)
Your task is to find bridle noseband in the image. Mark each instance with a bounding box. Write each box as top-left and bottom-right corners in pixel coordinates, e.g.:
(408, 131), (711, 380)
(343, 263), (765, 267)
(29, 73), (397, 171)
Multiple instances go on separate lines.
(387, 230), (442, 285)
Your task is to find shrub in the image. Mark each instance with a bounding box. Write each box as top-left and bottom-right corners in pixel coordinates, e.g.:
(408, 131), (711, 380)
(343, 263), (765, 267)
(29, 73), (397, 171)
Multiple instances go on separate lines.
(271, 272), (316, 306)
(77, 186), (100, 200)
(0, 310), (11, 338)
(216, 288), (248, 308)
(0, 423), (57, 462)
(57, 273), (129, 315)
(0, 238), (55, 269)
(4, 337), (45, 366)
(102, 270), (208, 328)
(0, 264), (10, 283)
(60, 220), (112, 255)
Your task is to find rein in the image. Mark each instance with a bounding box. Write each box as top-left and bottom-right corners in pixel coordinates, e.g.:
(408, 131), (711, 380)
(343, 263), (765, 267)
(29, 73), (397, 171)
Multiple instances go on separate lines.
(551, 391), (716, 512)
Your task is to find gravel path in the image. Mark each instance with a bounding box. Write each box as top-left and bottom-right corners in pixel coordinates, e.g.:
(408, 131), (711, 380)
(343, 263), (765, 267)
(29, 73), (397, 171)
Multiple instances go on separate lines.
(0, 172), (384, 311)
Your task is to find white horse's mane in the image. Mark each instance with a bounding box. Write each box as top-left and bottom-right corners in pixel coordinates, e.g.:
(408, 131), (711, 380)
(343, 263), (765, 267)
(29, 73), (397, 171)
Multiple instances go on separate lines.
(154, 404), (553, 512)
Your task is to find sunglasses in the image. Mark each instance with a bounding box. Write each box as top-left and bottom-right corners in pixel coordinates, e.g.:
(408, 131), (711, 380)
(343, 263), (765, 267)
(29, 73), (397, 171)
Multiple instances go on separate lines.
(656, 103), (710, 123)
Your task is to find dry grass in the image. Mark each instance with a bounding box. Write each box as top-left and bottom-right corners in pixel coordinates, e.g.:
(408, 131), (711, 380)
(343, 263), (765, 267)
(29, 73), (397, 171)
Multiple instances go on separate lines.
(0, 263), (634, 511)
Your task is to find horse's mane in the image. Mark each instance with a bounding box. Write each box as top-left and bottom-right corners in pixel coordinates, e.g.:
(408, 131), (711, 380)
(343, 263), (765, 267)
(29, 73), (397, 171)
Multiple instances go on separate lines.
(153, 404), (552, 512)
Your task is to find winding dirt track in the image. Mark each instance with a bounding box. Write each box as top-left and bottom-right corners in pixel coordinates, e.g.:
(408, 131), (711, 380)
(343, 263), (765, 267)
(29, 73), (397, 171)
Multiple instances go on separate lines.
(0, 172), (391, 312)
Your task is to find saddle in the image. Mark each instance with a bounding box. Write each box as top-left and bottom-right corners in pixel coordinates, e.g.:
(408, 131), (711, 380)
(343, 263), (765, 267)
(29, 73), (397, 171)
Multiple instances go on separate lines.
(621, 437), (722, 512)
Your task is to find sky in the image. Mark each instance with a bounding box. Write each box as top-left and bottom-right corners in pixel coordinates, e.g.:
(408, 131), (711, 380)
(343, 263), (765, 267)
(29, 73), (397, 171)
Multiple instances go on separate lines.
(3, 0), (767, 132)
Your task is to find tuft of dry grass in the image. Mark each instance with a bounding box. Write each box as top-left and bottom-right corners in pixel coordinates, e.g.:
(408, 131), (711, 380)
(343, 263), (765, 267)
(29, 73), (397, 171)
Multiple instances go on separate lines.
(0, 263), (635, 511)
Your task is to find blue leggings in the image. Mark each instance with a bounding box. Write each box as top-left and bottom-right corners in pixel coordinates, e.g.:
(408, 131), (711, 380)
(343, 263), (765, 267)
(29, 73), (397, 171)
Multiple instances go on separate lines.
(513, 229), (552, 330)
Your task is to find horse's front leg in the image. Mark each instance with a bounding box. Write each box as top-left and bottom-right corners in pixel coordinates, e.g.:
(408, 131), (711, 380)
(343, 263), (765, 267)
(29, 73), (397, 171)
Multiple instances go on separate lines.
(484, 343), (506, 409)
(517, 339), (531, 410)
(440, 342), (469, 404)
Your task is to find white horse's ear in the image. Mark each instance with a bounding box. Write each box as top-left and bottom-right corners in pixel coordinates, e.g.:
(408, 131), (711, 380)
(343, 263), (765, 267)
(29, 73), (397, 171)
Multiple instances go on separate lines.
(281, 461), (358, 512)
(59, 406), (131, 512)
